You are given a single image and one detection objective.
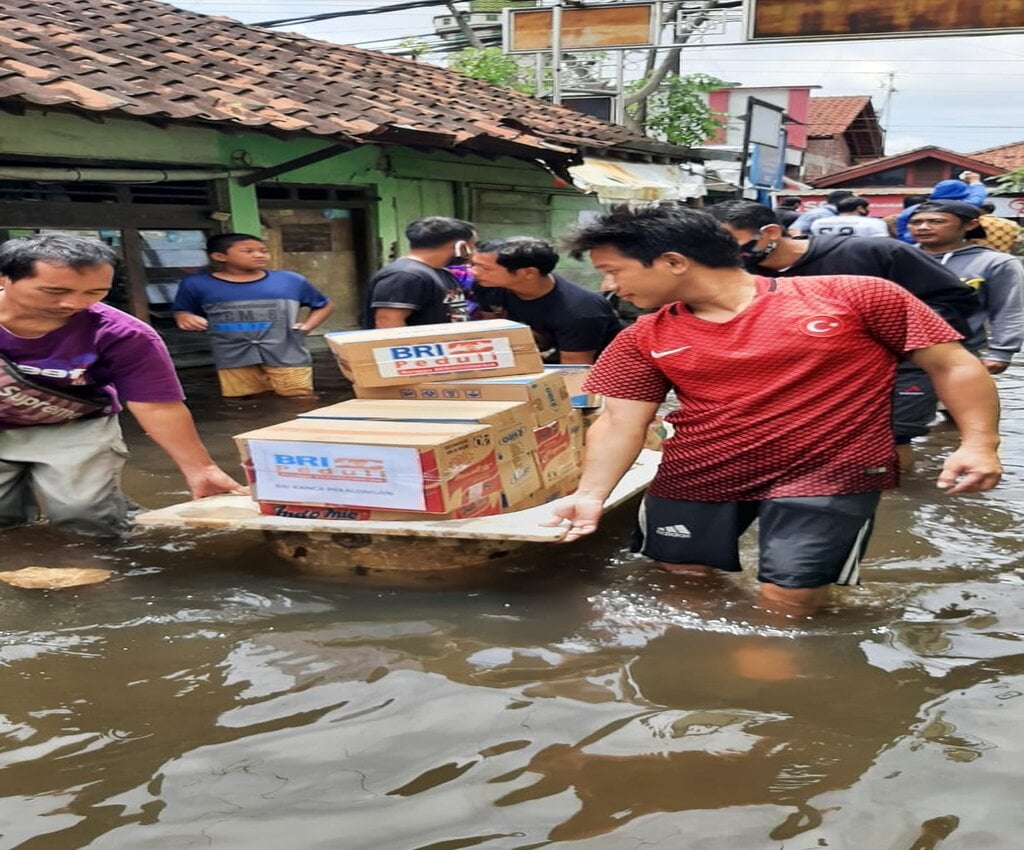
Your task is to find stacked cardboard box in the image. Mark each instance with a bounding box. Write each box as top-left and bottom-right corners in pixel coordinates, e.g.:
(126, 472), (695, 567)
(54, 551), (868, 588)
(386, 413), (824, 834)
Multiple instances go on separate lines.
(235, 419), (505, 521)
(236, 321), (584, 521)
(299, 399), (540, 508)
(326, 319), (543, 387)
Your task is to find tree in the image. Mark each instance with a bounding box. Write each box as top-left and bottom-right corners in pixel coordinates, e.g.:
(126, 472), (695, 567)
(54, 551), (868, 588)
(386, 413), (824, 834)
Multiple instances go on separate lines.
(441, 0), (737, 146)
(627, 71), (726, 148)
(991, 167), (1024, 194)
(447, 47), (535, 94)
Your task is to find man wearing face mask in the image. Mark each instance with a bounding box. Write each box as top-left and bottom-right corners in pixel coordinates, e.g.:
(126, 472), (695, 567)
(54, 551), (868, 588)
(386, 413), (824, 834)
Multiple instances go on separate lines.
(364, 216), (477, 328)
(707, 201), (979, 465)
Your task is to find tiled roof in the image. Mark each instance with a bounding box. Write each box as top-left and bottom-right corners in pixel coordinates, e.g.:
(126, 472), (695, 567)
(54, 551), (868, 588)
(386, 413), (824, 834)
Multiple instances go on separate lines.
(807, 96), (875, 137)
(970, 141), (1024, 170)
(0, 0), (687, 165)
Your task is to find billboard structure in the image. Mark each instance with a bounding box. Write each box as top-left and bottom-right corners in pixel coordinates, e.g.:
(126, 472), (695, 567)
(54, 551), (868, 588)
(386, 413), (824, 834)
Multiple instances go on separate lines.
(749, 0), (1024, 42)
(504, 3), (659, 53)
(741, 98), (786, 195)
(503, 2), (658, 113)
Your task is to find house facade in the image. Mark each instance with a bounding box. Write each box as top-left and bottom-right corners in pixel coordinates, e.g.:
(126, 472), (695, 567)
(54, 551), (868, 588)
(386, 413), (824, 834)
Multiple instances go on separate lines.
(0, 0), (700, 361)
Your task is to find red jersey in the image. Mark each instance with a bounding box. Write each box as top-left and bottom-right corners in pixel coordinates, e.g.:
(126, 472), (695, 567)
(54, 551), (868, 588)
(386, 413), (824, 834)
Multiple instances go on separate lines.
(584, 275), (961, 501)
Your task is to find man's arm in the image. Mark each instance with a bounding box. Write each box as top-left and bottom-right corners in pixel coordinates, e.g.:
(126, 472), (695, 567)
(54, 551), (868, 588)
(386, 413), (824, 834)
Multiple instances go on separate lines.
(558, 350), (598, 365)
(543, 397), (660, 541)
(294, 302), (334, 333)
(373, 307), (412, 328)
(173, 311), (208, 331)
(909, 343), (1001, 493)
(125, 400), (247, 499)
(978, 257), (1024, 373)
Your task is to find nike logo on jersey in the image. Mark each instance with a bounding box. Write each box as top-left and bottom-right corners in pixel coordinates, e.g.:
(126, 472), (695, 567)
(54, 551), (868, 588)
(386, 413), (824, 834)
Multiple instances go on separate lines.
(650, 345), (692, 359)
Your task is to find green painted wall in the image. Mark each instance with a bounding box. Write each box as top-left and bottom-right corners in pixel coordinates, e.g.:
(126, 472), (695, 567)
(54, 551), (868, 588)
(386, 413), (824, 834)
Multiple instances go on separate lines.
(4, 108), (606, 284)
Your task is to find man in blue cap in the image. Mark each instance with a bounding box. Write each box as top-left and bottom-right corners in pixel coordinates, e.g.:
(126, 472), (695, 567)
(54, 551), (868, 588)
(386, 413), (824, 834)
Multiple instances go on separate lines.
(896, 171), (989, 243)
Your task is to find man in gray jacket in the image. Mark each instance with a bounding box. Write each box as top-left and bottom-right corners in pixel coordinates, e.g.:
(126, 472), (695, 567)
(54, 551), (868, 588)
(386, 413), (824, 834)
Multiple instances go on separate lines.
(909, 201), (1024, 374)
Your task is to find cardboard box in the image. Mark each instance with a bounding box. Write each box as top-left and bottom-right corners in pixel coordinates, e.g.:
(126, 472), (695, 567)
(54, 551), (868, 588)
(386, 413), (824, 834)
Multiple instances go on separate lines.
(498, 452), (542, 506)
(543, 364), (601, 408)
(533, 412), (583, 486)
(256, 491), (503, 522)
(503, 468), (581, 511)
(326, 319), (542, 388)
(298, 398), (538, 463)
(354, 370), (571, 427)
(235, 418), (500, 514)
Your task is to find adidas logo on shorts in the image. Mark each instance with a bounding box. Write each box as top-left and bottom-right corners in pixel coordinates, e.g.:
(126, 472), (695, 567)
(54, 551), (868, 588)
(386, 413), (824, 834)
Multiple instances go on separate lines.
(655, 524), (691, 539)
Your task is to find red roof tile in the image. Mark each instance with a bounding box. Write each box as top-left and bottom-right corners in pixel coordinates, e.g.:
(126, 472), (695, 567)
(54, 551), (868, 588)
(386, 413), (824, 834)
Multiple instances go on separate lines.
(0, 0), (689, 165)
(970, 141), (1024, 170)
(807, 95), (875, 137)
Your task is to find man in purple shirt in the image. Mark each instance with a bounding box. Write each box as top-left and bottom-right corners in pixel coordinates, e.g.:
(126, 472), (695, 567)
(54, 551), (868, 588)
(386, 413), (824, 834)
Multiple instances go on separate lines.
(0, 233), (243, 536)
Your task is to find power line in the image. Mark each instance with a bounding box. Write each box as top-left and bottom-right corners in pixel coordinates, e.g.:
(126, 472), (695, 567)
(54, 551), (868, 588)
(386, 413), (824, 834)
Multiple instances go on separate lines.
(252, 0), (457, 27)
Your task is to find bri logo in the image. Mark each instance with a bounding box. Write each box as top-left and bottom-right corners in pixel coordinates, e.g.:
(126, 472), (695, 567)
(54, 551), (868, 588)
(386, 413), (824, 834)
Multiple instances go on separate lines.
(272, 455), (388, 483)
(387, 340), (495, 359)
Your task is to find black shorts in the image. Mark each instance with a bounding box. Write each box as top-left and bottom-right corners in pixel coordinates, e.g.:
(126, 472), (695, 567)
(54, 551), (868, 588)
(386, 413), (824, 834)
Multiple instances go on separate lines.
(632, 492), (881, 589)
(892, 361), (938, 443)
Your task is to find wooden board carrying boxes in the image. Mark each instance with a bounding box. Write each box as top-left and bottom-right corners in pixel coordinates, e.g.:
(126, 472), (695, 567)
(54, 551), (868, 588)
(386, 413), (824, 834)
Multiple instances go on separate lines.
(326, 319), (543, 388)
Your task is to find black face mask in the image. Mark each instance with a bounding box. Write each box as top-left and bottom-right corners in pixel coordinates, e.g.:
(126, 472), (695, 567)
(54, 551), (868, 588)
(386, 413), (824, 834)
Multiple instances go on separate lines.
(738, 236), (778, 268)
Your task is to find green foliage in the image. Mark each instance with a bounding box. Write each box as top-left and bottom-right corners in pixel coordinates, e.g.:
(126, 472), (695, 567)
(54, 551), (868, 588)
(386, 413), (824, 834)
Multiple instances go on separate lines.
(447, 47), (535, 94)
(628, 72), (727, 148)
(991, 167), (1024, 194)
(396, 38), (432, 60)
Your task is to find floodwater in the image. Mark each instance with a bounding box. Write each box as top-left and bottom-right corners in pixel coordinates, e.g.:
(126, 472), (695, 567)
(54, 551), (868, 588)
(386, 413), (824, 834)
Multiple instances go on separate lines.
(1, 354), (1022, 850)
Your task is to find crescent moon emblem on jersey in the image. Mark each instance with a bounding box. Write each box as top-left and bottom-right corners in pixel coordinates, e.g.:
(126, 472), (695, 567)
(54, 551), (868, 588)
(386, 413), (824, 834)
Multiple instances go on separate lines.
(800, 316), (844, 336)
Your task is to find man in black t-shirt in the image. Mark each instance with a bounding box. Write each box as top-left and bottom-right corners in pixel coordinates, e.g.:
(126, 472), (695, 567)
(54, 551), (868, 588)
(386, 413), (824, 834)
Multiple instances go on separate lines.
(364, 217), (477, 328)
(471, 237), (622, 364)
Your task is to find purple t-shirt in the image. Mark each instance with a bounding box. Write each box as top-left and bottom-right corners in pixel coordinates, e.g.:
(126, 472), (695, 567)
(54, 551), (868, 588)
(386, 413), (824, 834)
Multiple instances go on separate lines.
(0, 302), (184, 429)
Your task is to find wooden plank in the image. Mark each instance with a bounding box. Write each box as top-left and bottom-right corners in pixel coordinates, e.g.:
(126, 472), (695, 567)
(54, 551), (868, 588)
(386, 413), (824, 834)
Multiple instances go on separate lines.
(134, 449), (660, 543)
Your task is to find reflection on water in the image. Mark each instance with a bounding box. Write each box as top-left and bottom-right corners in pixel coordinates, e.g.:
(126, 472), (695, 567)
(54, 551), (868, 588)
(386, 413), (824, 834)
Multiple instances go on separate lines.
(1, 358), (1022, 849)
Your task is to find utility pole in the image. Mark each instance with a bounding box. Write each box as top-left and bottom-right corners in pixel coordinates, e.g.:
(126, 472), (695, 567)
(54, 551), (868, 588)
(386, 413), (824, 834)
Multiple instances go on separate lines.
(878, 72), (898, 150)
(550, 2), (563, 105)
(445, 1), (485, 48)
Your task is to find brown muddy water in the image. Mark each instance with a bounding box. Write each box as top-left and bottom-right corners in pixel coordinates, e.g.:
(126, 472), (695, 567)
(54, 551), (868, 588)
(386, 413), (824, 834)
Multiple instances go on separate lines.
(1, 354), (1022, 850)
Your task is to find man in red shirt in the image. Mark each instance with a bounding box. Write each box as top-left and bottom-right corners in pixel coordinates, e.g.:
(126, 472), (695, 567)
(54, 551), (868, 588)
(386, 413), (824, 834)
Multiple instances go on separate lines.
(547, 206), (1001, 615)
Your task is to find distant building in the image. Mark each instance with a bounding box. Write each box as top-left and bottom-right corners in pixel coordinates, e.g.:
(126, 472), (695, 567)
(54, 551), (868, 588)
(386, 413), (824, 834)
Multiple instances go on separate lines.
(433, 0), (536, 48)
(803, 96), (884, 182)
(777, 144), (1022, 220)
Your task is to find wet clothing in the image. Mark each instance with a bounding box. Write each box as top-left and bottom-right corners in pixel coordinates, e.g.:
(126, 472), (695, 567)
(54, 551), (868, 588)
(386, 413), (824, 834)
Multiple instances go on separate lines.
(173, 271), (329, 369)
(0, 302), (184, 430)
(929, 244), (1024, 364)
(474, 274), (623, 360)
(0, 303), (184, 536)
(365, 258), (468, 327)
(217, 364), (314, 398)
(809, 215), (889, 238)
(747, 235), (980, 440)
(634, 491), (880, 588)
(584, 275), (961, 502)
(0, 415), (130, 536)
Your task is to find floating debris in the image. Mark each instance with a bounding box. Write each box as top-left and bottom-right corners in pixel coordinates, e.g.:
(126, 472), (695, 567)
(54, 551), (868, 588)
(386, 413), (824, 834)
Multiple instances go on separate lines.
(0, 567), (113, 589)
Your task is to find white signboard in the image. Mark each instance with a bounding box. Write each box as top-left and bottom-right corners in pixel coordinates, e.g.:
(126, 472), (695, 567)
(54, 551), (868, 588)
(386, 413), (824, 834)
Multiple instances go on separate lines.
(248, 440), (426, 510)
